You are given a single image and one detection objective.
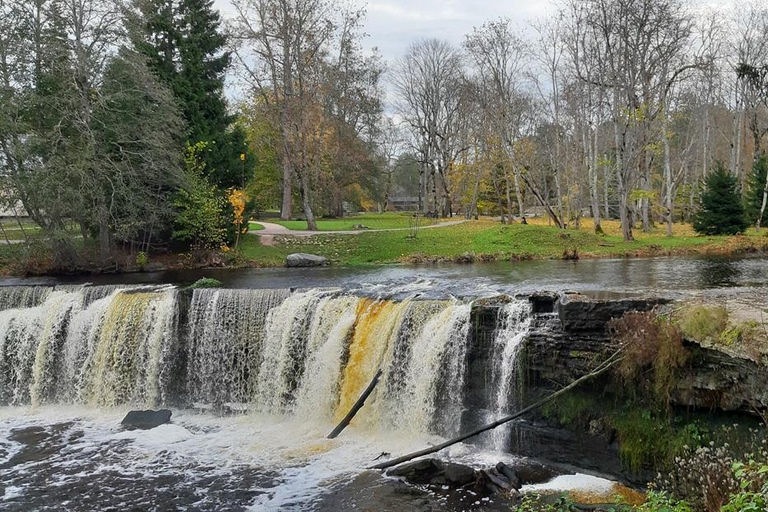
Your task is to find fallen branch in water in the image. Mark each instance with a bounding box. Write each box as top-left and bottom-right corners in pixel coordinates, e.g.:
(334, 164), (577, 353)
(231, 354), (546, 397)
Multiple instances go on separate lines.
(369, 350), (623, 470)
(328, 368), (383, 439)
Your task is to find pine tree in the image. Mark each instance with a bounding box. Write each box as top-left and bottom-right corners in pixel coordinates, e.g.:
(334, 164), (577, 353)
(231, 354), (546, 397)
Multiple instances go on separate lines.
(744, 155), (768, 226)
(693, 164), (749, 236)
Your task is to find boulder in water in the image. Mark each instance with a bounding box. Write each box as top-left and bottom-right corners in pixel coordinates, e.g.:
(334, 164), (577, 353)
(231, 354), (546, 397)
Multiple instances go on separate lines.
(495, 462), (522, 489)
(285, 253), (330, 268)
(444, 462), (477, 485)
(387, 458), (446, 484)
(121, 409), (172, 430)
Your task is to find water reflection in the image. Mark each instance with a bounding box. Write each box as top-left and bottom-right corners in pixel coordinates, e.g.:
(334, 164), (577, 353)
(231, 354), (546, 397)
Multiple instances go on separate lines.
(697, 259), (740, 288)
(2, 255), (768, 300)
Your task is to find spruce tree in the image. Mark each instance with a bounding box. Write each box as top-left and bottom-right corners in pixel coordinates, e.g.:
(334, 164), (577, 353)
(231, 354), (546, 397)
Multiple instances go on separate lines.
(693, 164), (749, 236)
(744, 155), (768, 226)
(130, 0), (246, 188)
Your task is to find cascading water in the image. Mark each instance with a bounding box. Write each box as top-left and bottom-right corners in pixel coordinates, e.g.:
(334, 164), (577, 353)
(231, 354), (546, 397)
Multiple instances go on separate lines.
(0, 286), (179, 407)
(487, 299), (533, 450)
(0, 285), (534, 445)
(186, 287), (290, 407)
(0, 284), (556, 510)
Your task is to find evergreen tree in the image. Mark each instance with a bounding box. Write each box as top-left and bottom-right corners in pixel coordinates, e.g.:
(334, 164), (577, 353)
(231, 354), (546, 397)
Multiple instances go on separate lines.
(130, 0), (246, 188)
(744, 155), (768, 226)
(693, 164), (749, 236)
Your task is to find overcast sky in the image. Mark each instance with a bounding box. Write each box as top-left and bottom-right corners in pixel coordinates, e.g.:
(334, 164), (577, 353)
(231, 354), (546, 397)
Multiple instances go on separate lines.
(216, 0), (555, 65)
(216, 0), (557, 103)
(216, 0), (734, 105)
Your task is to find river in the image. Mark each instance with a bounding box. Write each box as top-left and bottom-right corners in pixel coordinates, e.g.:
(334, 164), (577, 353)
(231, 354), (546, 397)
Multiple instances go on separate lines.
(0, 256), (766, 511)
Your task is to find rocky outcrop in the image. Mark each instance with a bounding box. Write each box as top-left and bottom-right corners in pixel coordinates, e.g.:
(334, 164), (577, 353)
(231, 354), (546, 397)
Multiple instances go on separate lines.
(464, 293), (768, 484)
(121, 409), (172, 430)
(386, 458), (524, 500)
(285, 253), (330, 268)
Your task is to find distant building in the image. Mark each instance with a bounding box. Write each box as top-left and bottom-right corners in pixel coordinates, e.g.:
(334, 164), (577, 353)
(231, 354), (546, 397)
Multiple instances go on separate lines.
(386, 196), (419, 211)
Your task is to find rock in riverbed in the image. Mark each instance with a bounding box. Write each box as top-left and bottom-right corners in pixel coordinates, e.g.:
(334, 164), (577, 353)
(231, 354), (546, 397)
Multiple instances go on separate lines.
(286, 253), (330, 268)
(121, 409), (172, 430)
(387, 458), (521, 496)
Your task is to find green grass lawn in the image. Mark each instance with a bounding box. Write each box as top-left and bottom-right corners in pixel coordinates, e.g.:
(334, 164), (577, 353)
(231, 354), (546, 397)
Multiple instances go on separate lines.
(238, 218), (768, 267)
(256, 212), (442, 231)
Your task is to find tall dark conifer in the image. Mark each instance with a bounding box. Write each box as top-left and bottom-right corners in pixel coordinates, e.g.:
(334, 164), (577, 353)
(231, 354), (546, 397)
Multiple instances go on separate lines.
(693, 164), (748, 236)
(745, 155), (768, 226)
(130, 0), (246, 189)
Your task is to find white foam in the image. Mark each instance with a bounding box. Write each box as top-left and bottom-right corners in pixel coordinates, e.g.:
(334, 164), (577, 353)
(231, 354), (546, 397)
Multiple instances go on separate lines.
(2, 486), (24, 500)
(522, 473), (616, 493)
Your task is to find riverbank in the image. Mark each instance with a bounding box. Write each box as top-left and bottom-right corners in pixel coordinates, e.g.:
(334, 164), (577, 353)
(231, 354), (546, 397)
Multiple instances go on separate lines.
(2, 217), (768, 276)
(240, 218), (768, 267)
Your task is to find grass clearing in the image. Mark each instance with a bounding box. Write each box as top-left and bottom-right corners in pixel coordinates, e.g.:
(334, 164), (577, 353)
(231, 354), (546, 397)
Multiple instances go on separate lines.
(239, 216), (768, 266)
(261, 212), (444, 231)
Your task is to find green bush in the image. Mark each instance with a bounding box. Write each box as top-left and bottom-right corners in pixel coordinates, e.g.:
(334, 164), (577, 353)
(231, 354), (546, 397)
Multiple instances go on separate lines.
(637, 490), (693, 512)
(135, 251), (149, 267)
(677, 305), (728, 343)
(188, 277), (222, 289)
(744, 155), (768, 226)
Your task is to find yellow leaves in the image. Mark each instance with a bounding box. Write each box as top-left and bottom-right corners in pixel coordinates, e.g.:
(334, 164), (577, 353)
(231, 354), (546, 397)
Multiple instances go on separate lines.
(228, 188), (248, 227)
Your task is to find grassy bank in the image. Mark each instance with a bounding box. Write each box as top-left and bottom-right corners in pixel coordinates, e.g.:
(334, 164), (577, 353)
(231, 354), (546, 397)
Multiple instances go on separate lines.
(2, 215), (767, 275)
(239, 216), (768, 266)
(253, 212), (446, 231)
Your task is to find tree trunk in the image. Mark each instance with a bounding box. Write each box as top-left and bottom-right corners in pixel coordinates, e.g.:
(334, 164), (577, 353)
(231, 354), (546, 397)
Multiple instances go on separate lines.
(662, 116), (674, 237)
(328, 369), (382, 439)
(299, 170), (318, 230)
(98, 217), (110, 265)
(504, 169), (514, 222)
(589, 125), (603, 234)
(512, 169), (525, 217)
(280, 138), (293, 220)
(613, 110), (633, 241)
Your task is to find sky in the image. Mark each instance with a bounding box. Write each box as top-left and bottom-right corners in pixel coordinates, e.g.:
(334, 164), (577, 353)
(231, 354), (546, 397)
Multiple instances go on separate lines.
(215, 0), (555, 65)
(216, 0), (556, 103)
(215, 0), (734, 106)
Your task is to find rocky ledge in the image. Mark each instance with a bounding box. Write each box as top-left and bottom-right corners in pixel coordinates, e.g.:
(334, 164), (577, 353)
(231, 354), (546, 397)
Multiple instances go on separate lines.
(465, 292), (768, 484)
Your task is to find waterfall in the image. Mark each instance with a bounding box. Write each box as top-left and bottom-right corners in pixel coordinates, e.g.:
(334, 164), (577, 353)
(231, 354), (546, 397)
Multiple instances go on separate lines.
(0, 284), (536, 452)
(292, 295), (360, 421)
(396, 301), (472, 434)
(0, 286), (179, 407)
(186, 288), (290, 407)
(487, 299), (533, 450)
(0, 286), (52, 311)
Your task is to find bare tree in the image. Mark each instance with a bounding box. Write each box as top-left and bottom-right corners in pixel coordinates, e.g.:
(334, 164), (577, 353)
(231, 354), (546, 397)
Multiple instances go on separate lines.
(393, 38), (465, 217)
(232, 0), (336, 229)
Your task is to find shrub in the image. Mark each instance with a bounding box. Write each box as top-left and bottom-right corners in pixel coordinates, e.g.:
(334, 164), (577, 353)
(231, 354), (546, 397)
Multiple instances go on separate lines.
(677, 305), (728, 343)
(610, 311), (688, 403)
(638, 490), (693, 512)
(656, 425), (768, 512)
(608, 409), (706, 473)
(744, 155), (768, 226)
(135, 251), (149, 268)
(188, 277), (222, 289)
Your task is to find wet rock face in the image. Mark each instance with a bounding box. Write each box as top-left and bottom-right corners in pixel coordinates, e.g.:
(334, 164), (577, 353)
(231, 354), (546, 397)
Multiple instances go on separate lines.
(465, 293), (768, 484)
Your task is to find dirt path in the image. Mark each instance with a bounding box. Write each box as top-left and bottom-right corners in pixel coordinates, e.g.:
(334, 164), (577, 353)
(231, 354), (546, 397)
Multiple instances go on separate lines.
(251, 220), (467, 247)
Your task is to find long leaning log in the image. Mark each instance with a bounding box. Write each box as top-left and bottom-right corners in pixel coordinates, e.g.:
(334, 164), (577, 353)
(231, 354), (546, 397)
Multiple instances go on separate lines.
(369, 351), (623, 470)
(328, 368), (383, 439)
